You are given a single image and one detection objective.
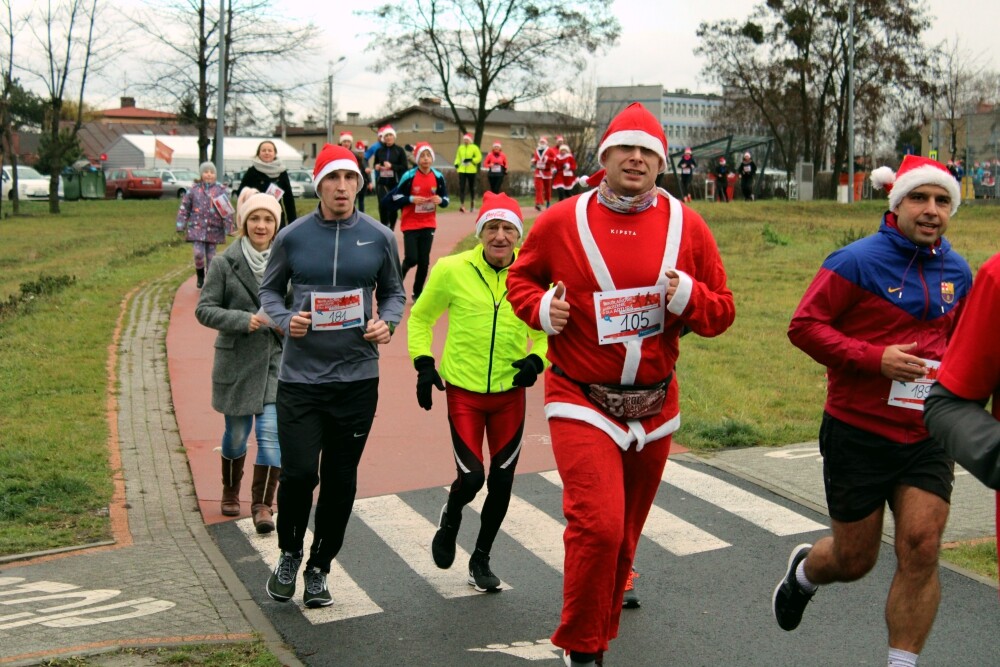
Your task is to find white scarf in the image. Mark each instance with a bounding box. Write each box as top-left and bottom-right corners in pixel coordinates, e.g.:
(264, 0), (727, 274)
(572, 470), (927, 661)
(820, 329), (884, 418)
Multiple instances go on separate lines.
(240, 236), (270, 283)
(251, 157), (286, 178)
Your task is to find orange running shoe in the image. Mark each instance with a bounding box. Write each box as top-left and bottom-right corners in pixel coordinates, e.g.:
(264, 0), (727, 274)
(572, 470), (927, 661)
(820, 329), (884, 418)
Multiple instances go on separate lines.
(622, 567), (640, 609)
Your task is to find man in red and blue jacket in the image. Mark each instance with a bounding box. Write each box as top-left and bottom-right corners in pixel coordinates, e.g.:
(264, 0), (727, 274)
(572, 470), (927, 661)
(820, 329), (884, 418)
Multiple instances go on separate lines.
(774, 155), (972, 667)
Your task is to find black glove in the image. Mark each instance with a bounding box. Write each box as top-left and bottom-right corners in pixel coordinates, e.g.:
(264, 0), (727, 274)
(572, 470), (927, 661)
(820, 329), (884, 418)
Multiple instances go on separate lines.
(511, 354), (544, 388)
(414, 356), (445, 410)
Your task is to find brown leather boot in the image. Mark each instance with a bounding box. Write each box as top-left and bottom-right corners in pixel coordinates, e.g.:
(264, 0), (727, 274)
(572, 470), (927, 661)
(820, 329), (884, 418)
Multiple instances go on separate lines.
(251, 465), (280, 533)
(220, 454), (246, 517)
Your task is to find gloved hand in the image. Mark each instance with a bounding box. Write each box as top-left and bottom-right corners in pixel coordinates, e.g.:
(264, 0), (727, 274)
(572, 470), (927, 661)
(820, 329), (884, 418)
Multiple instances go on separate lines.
(414, 356), (445, 410)
(511, 354), (544, 388)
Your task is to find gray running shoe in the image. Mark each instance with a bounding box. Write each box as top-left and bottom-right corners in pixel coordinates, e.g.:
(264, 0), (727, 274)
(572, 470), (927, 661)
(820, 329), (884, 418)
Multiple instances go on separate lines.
(772, 543), (815, 631)
(468, 550), (501, 592)
(303, 566), (333, 608)
(266, 550), (302, 602)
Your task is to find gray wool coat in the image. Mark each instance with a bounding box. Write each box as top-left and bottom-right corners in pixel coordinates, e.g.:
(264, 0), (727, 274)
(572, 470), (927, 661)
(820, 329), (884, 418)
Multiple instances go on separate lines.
(195, 240), (282, 416)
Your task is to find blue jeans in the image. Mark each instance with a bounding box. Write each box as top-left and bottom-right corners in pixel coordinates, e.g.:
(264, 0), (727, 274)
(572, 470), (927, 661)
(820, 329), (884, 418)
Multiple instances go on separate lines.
(221, 403), (281, 467)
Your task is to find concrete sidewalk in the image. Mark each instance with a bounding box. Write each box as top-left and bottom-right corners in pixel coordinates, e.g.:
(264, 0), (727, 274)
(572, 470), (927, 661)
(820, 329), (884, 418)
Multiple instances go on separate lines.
(0, 269), (299, 667)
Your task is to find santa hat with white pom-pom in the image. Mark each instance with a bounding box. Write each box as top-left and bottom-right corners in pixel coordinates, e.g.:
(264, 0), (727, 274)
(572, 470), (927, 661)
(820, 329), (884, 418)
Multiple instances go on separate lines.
(870, 155), (960, 216)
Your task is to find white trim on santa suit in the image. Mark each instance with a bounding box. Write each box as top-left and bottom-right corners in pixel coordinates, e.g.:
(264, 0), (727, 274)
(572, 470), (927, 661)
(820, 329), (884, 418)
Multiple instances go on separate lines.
(539, 188), (689, 451)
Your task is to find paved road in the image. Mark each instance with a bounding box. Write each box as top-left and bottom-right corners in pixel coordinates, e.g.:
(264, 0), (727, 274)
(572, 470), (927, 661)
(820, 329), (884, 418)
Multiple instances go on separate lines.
(212, 456), (1000, 666)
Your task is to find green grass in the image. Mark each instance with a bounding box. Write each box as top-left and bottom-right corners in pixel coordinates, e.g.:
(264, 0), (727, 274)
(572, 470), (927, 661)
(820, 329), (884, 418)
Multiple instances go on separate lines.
(2, 197), (999, 555)
(941, 539), (999, 581)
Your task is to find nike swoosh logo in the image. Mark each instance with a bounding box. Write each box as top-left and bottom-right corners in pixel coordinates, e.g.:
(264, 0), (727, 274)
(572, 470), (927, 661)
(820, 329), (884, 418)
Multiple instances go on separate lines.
(353, 432), (367, 438)
(888, 287), (903, 293)
(357, 240), (374, 246)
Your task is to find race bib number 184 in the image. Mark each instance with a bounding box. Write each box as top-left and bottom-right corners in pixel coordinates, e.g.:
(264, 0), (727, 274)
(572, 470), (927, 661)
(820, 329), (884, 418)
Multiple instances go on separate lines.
(593, 285), (666, 345)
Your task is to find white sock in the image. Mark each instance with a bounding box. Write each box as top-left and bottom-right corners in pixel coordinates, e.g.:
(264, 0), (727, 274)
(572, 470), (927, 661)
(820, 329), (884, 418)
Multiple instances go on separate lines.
(887, 648), (918, 666)
(795, 560), (818, 593)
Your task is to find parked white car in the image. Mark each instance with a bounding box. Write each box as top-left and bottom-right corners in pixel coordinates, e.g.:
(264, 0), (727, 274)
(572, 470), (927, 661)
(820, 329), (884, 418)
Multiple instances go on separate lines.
(2, 165), (64, 200)
(156, 168), (199, 199)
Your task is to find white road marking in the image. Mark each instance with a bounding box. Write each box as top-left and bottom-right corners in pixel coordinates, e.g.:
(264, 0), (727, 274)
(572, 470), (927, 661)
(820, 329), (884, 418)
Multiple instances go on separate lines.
(353, 495), (489, 597)
(237, 517), (383, 623)
(663, 461), (826, 536)
(539, 470), (730, 555)
(465, 483), (566, 573)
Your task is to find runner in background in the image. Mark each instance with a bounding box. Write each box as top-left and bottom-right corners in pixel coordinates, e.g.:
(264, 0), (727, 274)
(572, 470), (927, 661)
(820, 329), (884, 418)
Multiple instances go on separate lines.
(483, 141), (509, 194)
(384, 142), (449, 302)
(552, 143), (578, 201)
(454, 133), (483, 213)
(678, 148), (697, 203)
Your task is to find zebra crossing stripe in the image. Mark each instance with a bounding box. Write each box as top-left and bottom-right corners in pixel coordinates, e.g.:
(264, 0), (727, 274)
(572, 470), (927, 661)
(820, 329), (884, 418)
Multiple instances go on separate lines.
(663, 461), (826, 536)
(463, 484), (567, 574)
(236, 518), (382, 624)
(353, 495), (487, 598)
(538, 470), (730, 555)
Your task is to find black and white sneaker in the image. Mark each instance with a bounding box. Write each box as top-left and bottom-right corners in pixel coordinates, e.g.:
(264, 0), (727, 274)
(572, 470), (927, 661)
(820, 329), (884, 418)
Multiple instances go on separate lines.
(468, 550), (501, 592)
(772, 543), (815, 631)
(266, 550), (302, 602)
(303, 566), (333, 608)
(431, 504), (459, 569)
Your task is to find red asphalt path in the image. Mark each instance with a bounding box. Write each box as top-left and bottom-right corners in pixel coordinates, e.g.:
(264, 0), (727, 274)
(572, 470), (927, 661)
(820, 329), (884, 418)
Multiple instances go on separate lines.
(166, 206), (557, 525)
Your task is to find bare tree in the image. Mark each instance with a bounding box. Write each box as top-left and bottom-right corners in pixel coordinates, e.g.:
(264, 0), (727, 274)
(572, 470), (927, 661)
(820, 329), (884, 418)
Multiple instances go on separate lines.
(364, 0), (619, 146)
(25, 0), (105, 213)
(0, 0), (20, 216)
(130, 0), (319, 163)
(934, 38), (990, 161)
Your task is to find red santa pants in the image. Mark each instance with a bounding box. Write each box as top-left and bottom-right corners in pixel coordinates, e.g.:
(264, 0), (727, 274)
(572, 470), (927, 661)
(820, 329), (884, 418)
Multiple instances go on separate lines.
(534, 175), (553, 205)
(548, 417), (672, 654)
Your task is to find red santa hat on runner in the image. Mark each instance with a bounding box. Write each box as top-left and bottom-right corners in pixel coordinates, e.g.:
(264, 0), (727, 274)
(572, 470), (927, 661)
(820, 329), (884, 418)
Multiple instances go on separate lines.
(381, 126), (396, 137)
(871, 155), (960, 216)
(475, 191), (523, 237)
(312, 143), (362, 188)
(492, 141), (502, 149)
(339, 131), (353, 145)
(597, 102), (668, 174)
(413, 142), (435, 161)
(462, 133), (473, 142)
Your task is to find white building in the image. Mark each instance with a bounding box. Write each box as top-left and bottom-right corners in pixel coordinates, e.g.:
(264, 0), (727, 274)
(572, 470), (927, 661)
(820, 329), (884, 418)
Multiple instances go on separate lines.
(102, 135), (304, 173)
(596, 85), (724, 152)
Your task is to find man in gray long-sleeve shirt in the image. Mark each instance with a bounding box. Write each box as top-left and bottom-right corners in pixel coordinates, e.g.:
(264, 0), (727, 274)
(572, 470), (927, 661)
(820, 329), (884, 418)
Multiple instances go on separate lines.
(259, 143), (405, 608)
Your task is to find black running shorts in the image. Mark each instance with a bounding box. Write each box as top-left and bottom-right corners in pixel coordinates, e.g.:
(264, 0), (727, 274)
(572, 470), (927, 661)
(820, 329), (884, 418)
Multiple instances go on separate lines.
(818, 412), (955, 523)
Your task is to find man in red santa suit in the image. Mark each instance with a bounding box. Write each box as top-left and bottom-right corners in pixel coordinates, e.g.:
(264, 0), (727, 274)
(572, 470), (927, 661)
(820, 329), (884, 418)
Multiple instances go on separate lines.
(507, 102), (736, 666)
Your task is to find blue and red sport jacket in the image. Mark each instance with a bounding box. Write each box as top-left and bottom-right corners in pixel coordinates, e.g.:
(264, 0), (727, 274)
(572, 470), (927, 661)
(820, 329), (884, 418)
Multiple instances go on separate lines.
(789, 213), (972, 443)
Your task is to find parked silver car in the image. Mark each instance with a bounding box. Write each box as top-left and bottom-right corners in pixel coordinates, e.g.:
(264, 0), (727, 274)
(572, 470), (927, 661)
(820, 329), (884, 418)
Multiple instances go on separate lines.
(156, 168), (199, 199)
(287, 169), (316, 198)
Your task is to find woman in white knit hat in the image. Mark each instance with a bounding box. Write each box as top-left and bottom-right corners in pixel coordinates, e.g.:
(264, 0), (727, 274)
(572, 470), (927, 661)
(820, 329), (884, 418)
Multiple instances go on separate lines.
(195, 188), (284, 533)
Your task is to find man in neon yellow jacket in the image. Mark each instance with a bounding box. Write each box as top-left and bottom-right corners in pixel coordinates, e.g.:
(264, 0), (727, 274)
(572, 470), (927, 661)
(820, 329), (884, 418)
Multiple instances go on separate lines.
(453, 133), (483, 213)
(408, 191), (548, 592)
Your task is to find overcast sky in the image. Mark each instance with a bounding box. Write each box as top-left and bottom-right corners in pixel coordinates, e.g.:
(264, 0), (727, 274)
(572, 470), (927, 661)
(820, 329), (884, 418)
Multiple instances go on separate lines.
(89, 0), (998, 122)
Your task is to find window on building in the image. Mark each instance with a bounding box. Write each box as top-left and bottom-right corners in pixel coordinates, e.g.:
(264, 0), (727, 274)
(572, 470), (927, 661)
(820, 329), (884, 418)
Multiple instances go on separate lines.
(510, 125), (527, 138)
(311, 143), (317, 158)
(412, 123), (420, 131)
(434, 121), (445, 132)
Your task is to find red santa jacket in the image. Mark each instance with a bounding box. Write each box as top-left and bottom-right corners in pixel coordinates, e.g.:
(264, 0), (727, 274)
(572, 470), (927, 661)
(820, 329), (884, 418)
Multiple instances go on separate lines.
(552, 153), (577, 190)
(507, 189), (735, 450)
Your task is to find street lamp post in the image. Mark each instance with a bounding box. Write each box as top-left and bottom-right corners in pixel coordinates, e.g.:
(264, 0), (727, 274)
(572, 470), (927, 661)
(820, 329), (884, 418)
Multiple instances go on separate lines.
(847, 0), (855, 203)
(215, 0), (226, 177)
(326, 56), (346, 145)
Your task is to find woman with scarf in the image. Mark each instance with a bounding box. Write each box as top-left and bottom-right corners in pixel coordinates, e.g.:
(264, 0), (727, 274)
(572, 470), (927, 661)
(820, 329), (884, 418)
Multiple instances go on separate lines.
(195, 188), (284, 533)
(237, 140), (298, 229)
(177, 161), (234, 288)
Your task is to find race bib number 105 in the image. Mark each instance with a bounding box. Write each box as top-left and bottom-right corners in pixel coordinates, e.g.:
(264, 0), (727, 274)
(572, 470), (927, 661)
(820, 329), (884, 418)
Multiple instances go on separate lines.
(593, 285), (666, 345)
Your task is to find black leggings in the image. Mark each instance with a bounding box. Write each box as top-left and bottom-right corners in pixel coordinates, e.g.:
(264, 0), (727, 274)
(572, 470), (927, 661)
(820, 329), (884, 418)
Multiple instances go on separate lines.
(487, 175), (504, 194)
(680, 175), (693, 199)
(275, 379), (378, 573)
(400, 228), (435, 298)
(458, 172), (477, 206)
(376, 181), (398, 230)
(444, 385), (525, 554)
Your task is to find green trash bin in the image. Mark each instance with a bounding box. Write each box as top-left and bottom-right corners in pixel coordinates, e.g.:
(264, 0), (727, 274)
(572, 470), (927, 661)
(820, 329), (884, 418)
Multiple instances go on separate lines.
(61, 168), (81, 201)
(79, 167), (106, 200)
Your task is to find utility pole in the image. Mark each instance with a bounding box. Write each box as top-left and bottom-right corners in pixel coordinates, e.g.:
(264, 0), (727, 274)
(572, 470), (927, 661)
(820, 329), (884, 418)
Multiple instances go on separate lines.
(326, 69), (333, 144)
(280, 96), (287, 142)
(215, 0), (226, 178)
(847, 0), (855, 203)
